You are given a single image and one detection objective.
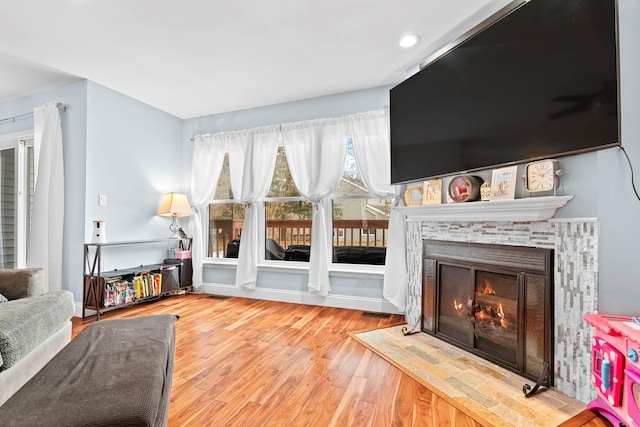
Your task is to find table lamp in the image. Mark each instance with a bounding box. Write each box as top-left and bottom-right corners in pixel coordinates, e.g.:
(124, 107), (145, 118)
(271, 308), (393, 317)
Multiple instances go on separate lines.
(157, 192), (192, 238)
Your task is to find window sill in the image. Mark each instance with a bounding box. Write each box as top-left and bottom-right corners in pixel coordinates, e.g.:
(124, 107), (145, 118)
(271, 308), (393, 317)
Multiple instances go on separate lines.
(329, 264), (384, 278)
(203, 258), (384, 278)
(203, 257), (238, 268)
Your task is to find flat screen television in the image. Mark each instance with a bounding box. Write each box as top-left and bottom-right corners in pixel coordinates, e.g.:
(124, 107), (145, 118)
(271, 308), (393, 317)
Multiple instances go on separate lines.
(390, 0), (619, 184)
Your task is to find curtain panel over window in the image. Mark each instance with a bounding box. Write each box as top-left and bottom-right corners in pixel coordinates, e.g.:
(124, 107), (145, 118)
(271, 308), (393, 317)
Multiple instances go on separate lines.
(228, 127), (280, 289)
(349, 110), (407, 311)
(189, 134), (226, 287)
(26, 102), (64, 292)
(281, 118), (348, 296)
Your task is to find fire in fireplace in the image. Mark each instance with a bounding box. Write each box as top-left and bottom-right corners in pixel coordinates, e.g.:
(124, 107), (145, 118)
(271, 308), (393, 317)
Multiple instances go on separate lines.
(422, 240), (553, 386)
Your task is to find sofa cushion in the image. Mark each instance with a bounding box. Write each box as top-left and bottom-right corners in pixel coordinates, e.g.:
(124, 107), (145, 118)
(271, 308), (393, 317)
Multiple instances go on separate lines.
(0, 268), (45, 300)
(0, 290), (75, 371)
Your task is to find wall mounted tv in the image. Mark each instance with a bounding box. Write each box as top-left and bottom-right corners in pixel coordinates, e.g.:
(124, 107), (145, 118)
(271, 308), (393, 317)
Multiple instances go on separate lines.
(390, 0), (619, 184)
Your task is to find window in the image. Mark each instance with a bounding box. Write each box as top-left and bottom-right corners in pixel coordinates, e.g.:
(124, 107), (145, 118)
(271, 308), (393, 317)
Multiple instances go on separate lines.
(261, 143), (390, 265)
(264, 147), (312, 261)
(332, 141), (390, 265)
(203, 132), (391, 267)
(208, 153), (246, 258)
(361, 228), (376, 237)
(0, 132), (34, 268)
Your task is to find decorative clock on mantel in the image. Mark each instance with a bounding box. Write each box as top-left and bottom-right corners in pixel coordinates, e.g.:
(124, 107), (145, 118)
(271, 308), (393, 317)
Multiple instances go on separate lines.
(525, 159), (560, 193)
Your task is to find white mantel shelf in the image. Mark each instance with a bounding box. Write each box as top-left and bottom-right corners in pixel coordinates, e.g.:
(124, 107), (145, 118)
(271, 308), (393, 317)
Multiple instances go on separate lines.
(397, 195), (574, 222)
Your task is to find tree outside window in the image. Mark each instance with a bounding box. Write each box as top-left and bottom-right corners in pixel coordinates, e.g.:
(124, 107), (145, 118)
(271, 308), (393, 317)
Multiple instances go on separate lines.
(208, 153), (245, 258)
(264, 147), (312, 261)
(332, 141), (390, 265)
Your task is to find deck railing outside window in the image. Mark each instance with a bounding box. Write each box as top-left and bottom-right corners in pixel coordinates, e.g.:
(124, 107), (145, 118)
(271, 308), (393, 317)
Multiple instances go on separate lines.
(209, 219), (388, 258)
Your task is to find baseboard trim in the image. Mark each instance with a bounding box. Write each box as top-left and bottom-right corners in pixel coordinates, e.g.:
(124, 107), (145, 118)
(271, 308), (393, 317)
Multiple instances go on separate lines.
(73, 285), (403, 317)
(74, 302), (98, 319)
(198, 283), (402, 314)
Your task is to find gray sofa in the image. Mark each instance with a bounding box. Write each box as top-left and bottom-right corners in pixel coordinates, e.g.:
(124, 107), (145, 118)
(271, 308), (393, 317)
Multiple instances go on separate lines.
(0, 268), (75, 406)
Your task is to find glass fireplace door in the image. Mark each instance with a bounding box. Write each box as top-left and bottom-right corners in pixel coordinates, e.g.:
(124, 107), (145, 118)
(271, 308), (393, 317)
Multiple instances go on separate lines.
(437, 264), (473, 347)
(473, 270), (518, 366)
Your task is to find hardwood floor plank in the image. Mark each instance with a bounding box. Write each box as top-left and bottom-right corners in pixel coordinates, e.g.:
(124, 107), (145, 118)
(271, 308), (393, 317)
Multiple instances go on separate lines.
(329, 376), (368, 426)
(393, 373), (419, 426)
(371, 364), (403, 427)
(306, 385), (348, 427)
(352, 400), (376, 427)
(220, 401), (263, 427)
(287, 368), (340, 426)
(359, 354), (393, 406)
(262, 357), (329, 426)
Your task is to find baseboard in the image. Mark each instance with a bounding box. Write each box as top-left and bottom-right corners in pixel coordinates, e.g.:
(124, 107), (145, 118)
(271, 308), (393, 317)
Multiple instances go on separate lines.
(74, 302), (96, 319)
(74, 302), (83, 318)
(198, 282), (402, 314)
(72, 285), (403, 317)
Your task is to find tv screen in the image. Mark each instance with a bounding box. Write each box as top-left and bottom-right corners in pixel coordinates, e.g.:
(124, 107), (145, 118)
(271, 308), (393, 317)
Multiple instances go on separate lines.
(390, 0), (619, 184)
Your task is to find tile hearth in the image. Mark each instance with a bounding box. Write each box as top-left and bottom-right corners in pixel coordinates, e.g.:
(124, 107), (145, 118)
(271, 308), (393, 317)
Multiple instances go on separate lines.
(353, 325), (587, 427)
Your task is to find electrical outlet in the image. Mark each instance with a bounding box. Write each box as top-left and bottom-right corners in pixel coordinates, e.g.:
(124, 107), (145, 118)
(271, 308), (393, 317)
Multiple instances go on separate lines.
(99, 195), (107, 206)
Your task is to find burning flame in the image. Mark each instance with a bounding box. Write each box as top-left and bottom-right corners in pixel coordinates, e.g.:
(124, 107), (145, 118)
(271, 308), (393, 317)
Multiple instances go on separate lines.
(453, 299), (463, 315)
(497, 303), (508, 328)
(480, 278), (496, 295)
(448, 278), (512, 329)
(470, 278), (510, 329)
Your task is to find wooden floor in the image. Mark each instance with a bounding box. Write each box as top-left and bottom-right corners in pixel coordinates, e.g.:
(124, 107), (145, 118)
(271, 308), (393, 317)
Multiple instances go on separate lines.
(72, 294), (611, 426)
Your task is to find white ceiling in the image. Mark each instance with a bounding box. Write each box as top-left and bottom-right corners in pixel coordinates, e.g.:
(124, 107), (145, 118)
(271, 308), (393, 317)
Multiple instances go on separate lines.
(0, 0), (516, 119)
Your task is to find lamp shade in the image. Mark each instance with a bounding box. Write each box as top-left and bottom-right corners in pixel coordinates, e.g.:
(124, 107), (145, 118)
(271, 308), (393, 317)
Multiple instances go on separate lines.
(156, 192), (192, 217)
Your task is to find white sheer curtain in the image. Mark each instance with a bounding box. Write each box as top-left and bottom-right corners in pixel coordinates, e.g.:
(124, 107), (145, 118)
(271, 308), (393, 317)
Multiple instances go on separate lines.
(189, 134), (226, 288)
(282, 119), (348, 296)
(26, 102), (64, 292)
(228, 127), (279, 289)
(350, 110), (407, 311)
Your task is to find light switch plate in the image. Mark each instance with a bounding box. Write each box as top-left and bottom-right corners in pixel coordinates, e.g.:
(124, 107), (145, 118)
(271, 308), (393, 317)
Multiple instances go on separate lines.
(99, 194), (107, 206)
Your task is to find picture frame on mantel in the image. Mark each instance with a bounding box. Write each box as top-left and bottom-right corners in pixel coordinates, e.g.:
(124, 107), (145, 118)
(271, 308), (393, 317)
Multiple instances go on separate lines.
(423, 179), (442, 205)
(490, 166), (518, 200)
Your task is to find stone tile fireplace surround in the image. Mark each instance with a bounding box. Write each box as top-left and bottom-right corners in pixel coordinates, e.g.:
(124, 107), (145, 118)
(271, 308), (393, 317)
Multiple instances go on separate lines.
(400, 196), (598, 403)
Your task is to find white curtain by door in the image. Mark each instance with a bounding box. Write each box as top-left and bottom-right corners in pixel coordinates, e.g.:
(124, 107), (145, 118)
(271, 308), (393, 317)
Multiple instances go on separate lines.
(282, 119), (348, 296)
(189, 134), (226, 287)
(26, 102), (64, 292)
(349, 110), (407, 311)
(228, 127), (279, 289)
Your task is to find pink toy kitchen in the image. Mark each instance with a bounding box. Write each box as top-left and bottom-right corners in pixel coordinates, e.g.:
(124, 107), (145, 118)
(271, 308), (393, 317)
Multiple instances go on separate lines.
(584, 313), (640, 426)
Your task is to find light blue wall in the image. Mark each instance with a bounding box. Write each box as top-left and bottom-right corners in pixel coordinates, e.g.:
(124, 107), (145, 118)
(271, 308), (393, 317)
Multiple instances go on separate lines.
(85, 82), (184, 271)
(0, 80), (88, 301)
(182, 86), (392, 299)
(573, 0), (640, 315)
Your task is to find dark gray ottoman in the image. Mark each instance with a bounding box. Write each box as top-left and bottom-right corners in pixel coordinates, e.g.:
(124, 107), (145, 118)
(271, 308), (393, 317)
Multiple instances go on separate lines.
(0, 314), (177, 426)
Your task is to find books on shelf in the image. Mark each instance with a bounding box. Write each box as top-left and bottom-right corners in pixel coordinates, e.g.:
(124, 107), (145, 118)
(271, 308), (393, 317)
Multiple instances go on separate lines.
(104, 271), (164, 307)
(103, 277), (136, 308)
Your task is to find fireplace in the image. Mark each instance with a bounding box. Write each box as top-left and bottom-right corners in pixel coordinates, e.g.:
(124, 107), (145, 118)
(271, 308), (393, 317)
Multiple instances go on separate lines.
(422, 239), (553, 383)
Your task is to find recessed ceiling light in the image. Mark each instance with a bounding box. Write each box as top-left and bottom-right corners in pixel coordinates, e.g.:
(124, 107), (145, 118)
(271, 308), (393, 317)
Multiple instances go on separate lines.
(399, 34), (420, 48)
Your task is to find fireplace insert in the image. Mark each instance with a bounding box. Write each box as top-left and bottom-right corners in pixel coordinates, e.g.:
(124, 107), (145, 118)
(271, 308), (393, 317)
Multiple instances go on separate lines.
(422, 240), (553, 384)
